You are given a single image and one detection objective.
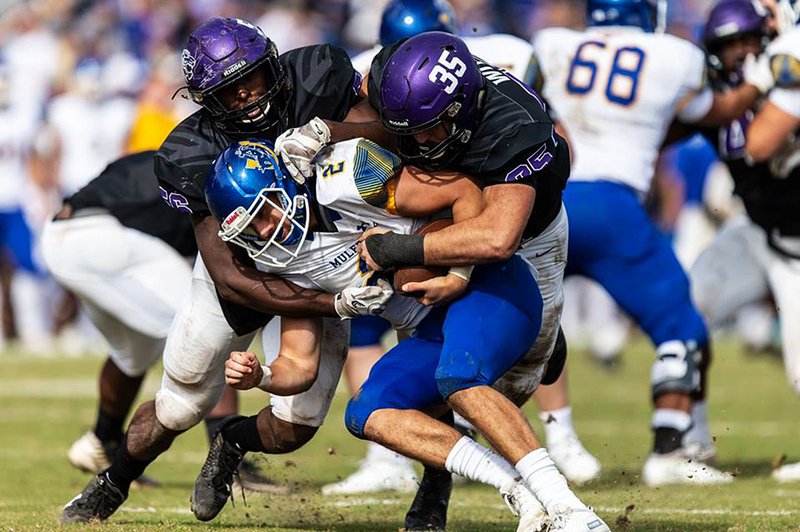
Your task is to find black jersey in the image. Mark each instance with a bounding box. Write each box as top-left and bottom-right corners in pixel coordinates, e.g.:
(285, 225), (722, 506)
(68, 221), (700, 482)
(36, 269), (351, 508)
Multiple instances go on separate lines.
(67, 151), (197, 257)
(155, 44), (360, 335)
(156, 44), (361, 217)
(702, 111), (800, 243)
(369, 43), (569, 239)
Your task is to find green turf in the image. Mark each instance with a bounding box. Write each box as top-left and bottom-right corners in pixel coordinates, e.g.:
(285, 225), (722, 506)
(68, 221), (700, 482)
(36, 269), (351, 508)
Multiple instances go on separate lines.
(1, 337), (799, 531)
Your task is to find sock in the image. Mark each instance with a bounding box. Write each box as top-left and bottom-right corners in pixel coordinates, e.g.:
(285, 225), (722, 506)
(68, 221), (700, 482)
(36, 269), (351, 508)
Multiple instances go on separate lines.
(366, 441), (411, 466)
(515, 448), (585, 512)
(445, 436), (519, 494)
(538, 406), (575, 445)
(221, 416), (266, 453)
(652, 409), (692, 454)
(204, 416), (227, 444)
(105, 437), (154, 496)
(94, 408), (125, 447)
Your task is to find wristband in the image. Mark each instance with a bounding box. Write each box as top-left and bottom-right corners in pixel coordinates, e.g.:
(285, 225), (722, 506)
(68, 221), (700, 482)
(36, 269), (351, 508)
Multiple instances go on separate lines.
(256, 365), (273, 392)
(448, 265), (474, 282)
(364, 232), (425, 268)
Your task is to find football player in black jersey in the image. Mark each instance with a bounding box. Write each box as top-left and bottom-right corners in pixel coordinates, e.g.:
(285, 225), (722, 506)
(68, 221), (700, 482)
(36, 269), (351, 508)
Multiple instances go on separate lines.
(690, 0), (800, 482)
(277, 32), (609, 530)
(61, 17), (400, 524)
(44, 152), (282, 493)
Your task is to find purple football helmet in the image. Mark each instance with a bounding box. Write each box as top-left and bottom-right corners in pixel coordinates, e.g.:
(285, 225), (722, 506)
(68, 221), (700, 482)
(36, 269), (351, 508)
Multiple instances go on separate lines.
(182, 17), (290, 135)
(703, 0), (767, 84)
(379, 31), (483, 169)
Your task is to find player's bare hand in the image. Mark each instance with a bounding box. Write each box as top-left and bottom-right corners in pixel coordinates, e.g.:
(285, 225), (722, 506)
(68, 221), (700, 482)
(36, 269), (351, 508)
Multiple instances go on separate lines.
(357, 227), (392, 271)
(403, 273), (469, 306)
(225, 351), (263, 390)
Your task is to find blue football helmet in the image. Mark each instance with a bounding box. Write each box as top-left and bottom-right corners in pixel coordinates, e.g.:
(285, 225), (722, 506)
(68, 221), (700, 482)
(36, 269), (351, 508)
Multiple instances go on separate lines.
(586, 0), (667, 33)
(379, 0), (457, 46)
(205, 140), (311, 267)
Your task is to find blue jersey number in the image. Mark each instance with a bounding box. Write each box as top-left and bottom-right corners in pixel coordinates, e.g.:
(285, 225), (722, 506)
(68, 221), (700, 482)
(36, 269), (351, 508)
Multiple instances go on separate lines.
(566, 42), (646, 106)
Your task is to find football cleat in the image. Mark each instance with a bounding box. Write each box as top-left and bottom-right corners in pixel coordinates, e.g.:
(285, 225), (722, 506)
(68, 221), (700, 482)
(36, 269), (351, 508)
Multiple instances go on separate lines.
(191, 417), (246, 522)
(547, 505), (611, 532)
(502, 480), (548, 532)
(772, 461), (800, 483)
(547, 435), (602, 485)
(322, 457), (418, 496)
(61, 472), (127, 524)
(234, 456), (291, 494)
(68, 431), (111, 474)
(642, 450), (733, 486)
(67, 431), (160, 489)
(403, 465), (452, 532)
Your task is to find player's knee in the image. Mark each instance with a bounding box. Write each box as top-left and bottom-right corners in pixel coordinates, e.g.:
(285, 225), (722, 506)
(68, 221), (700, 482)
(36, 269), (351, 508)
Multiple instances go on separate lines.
(650, 340), (701, 399)
(345, 394), (376, 439)
(155, 374), (222, 431)
(435, 349), (484, 399)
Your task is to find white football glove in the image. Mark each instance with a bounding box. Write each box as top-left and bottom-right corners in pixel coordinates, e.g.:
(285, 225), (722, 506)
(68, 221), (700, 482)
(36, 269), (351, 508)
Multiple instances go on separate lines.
(334, 278), (394, 319)
(275, 116), (331, 185)
(743, 53), (775, 94)
(774, 0), (800, 35)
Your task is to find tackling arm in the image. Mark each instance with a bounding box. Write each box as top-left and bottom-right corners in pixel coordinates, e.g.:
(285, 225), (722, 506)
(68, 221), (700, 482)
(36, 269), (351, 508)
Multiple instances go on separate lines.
(745, 100), (800, 162)
(422, 183), (535, 265)
(193, 215), (338, 318)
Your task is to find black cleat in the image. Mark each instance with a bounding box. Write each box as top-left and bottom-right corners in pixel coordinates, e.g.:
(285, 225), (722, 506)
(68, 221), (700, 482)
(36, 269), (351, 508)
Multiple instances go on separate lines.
(403, 465), (452, 531)
(61, 472), (127, 523)
(191, 417), (246, 521)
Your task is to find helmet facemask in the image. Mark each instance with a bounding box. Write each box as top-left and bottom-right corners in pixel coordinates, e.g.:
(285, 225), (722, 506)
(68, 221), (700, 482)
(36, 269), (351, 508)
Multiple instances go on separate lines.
(384, 93), (478, 171)
(192, 54), (290, 136)
(219, 187), (310, 268)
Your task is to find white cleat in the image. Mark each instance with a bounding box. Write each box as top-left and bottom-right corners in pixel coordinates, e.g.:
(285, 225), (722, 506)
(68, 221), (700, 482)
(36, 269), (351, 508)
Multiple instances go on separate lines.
(683, 402), (717, 463)
(642, 450), (733, 486)
(548, 505), (611, 532)
(772, 461), (800, 483)
(68, 431), (111, 473)
(682, 439), (717, 463)
(502, 480), (548, 532)
(548, 436), (602, 485)
(321, 458), (418, 496)
(67, 431), (159, 489)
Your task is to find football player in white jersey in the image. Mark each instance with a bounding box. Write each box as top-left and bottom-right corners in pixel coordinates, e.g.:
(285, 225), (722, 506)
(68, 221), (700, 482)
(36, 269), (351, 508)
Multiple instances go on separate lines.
(532, 0), (774, 486)
(191, 140), (605, 530)
(343, 0), (601, 491)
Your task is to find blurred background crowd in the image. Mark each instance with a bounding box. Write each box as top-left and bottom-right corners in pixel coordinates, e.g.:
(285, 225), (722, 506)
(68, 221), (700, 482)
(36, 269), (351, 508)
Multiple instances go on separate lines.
(0, 0), (758, 360)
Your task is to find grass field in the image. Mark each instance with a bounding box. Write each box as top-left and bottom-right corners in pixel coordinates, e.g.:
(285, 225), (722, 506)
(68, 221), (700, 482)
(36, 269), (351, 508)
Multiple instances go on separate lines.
(1, 336), (799, 531)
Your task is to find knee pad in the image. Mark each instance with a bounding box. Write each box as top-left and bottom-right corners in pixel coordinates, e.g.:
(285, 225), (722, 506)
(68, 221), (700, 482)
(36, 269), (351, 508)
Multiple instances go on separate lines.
(155, 373), (225, 431)
(650, 340), (701, 399)
(344, 395), (375, 439)
(435, 349), (484, 399)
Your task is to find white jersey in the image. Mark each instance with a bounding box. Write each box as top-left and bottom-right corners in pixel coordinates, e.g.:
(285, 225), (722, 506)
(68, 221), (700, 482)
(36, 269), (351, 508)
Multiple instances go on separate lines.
(255, 138), (430, 331)
(0, 108), (35, 209)
(47, 94), (134, 195)
(766, 27), (800, 119)
(351, 33), (536, 84)
(533, 27), (713, 193)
